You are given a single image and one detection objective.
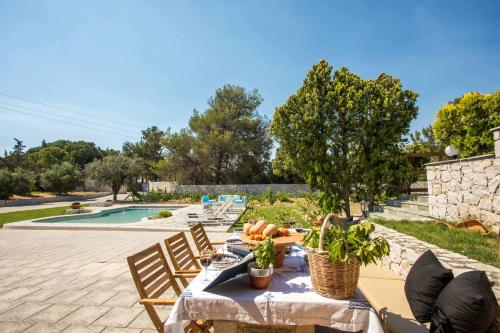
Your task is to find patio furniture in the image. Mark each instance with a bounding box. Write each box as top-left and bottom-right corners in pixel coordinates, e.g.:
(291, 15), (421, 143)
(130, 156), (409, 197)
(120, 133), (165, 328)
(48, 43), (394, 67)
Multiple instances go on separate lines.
(164, 247), (385, 333)
(190, 223), (226, 253)
(127, 243), (209, 333)
(165, 232), (202, 287)
(358, 263), (429, 333)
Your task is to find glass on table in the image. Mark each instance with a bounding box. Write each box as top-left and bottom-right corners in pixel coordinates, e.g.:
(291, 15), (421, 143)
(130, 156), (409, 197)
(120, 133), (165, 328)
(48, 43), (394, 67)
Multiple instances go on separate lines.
(200, 248), (215, 282)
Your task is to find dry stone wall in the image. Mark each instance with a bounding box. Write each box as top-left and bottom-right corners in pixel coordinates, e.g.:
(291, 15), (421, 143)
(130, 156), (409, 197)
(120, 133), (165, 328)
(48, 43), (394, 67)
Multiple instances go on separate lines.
(147, 182), (310, 195)
(426, 126), (500, 231)
(373, 224), (500, 299)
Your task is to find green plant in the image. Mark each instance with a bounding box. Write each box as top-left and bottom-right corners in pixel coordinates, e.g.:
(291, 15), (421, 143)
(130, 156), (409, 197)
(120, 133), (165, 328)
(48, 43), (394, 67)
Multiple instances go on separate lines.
(275, 191), (291, 202)
(433, 91), (500, 157)
(303, 221), (390, 265)
(0, 170), (14, 199)
(40, 162), (81, 194)
(263, 187), (276, 205)
(254, 237), (275, 269)
(11, 169), (34, 195)
(158, 210), (172, 218)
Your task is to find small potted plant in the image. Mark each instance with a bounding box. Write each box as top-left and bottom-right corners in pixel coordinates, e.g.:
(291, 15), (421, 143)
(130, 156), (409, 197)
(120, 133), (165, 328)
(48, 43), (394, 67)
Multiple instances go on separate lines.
(71, 202), (81, 210)
(248, 237), (275, 289)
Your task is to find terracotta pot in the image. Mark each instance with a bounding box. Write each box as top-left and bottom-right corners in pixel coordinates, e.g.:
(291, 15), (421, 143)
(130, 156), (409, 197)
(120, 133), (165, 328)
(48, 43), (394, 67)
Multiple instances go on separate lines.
(248, 262), (273, 289)
(274, 246), (286, 268)
(71, 202), (81, 209)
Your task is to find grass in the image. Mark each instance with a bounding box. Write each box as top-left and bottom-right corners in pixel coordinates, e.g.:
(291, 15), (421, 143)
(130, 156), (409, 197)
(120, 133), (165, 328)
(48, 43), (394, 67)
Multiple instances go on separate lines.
(0, 204), (90, 227)
(230, 200), (308, 231)
(372, 217), (499, 268)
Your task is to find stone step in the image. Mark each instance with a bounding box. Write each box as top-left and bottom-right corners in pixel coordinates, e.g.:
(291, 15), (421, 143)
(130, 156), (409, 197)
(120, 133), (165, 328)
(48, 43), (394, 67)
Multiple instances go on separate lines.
(370, 205), (434, 221)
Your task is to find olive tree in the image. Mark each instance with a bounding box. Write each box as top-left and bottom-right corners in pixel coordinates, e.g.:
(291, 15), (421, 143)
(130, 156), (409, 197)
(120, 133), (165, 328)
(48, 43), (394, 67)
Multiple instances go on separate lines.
(86, 155), (144, 201)
(40, 162), (81, 194)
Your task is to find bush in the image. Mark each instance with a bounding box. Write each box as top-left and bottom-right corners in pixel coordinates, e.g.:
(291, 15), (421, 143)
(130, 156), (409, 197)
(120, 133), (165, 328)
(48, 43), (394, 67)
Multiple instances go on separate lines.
(263, 187), (276, 205)
(41, 162), (81, 194)
(0, 170), (13, 199)
(11, 169), (34, 195)
(275, 191), (291, 202)
(0, 169), (34, 199)
(158, 210), (172, 218)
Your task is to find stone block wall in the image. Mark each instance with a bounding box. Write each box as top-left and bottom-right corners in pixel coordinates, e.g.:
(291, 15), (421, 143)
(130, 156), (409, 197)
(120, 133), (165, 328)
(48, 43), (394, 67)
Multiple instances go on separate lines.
(147, 182), (310, 195)
(426, 127), (500, 230)
(373, 224), (500, 298)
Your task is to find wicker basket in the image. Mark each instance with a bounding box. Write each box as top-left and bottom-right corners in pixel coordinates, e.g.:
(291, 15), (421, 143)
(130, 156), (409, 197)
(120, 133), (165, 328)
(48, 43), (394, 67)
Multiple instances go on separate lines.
(307, 213), (360, 299)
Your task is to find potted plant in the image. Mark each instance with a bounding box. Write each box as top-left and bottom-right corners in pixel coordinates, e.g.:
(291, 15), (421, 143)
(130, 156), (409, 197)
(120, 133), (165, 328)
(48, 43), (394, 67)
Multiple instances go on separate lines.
(303, 213), (390, 299)
(70, 202), (81, 209)
(248, 237), (275, 289)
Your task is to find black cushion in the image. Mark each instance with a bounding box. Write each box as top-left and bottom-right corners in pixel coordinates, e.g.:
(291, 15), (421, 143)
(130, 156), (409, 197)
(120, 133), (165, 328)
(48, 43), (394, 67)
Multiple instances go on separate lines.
(431, 271), (497, 333)
(404, 250), (454, 323)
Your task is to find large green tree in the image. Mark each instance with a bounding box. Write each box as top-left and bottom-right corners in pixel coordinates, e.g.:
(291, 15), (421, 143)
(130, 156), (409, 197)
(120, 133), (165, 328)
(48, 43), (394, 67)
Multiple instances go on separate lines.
(161, 85), (273, 184)
(271, 60), (418, 216)
(433, 91), (500, 157)
(358, 74), (418, 209)
(86, 155), (144, 201)
(123, 126), (166, 181)
(40, 162), (82, 194)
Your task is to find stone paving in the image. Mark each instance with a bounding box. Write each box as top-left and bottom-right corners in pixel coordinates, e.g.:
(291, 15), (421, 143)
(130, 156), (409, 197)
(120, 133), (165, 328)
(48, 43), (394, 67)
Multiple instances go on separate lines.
(0, 229), (228, 333)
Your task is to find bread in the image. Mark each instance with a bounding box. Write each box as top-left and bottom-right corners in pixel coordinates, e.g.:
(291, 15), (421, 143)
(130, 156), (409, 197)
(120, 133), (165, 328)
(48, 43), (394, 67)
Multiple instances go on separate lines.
(243, 223), (253, 236)
(262, 224), (277, 237)
(250, 220), (267, 235)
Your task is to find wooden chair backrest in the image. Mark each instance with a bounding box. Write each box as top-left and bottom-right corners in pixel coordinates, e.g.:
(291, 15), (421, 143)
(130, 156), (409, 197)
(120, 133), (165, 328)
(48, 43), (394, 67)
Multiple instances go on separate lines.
(165, 232), (201, 287)
(190, 223), (214, 253)
(127, 243), (181, 332)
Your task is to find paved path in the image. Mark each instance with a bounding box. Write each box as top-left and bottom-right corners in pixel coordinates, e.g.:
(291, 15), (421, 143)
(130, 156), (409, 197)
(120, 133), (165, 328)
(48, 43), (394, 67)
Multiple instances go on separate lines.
(0, 229), (228, 333)
(0, 194), (128, 213)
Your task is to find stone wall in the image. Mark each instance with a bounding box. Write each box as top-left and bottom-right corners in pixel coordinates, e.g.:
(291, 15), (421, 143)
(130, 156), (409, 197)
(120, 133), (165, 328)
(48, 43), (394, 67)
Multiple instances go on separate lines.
(147, 182), (310, 195)
(0, 192), (111, 207)
(373, 224), (500, 299)
(426, 126), (500, 230)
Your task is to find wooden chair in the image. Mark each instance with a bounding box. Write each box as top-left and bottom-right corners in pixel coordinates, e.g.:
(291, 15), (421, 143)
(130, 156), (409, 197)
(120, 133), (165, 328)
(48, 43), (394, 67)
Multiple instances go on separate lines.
(127, 243), (209, 333)
(190, 223), (226, 253)
(165, 232), (202, 288)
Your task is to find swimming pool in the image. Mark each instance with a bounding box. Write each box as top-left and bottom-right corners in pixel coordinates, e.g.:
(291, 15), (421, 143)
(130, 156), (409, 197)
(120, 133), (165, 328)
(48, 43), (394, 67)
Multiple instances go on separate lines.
(34, 206), (180, 224)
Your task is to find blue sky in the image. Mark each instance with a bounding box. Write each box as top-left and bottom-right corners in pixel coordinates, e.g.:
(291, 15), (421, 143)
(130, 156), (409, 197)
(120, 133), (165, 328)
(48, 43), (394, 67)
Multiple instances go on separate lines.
(0, 0), (499, 152)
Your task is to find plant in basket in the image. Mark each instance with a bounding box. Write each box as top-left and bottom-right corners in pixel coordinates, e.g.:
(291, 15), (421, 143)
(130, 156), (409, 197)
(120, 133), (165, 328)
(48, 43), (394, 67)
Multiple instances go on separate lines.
(248, 237), (275, 289)
(303, 213), (390, 299)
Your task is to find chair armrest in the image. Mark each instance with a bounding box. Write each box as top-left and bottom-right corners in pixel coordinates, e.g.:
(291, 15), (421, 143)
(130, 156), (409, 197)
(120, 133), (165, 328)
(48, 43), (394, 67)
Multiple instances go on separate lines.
(140, 298), (177, 305)
(194, 255), (200, 259)
(210, 241), (226, 245)
(174, 273), (198, 278)
(176, 269), (201, 274)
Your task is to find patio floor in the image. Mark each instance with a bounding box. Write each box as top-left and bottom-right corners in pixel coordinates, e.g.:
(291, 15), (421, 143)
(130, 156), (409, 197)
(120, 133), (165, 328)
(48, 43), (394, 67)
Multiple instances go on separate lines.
(0, 229), (228, 333)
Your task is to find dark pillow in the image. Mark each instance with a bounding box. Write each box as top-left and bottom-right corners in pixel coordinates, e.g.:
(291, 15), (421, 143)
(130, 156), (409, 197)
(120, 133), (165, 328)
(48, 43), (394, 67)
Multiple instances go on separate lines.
(404, 250), (454, 323)
(431, 271), (497, 333)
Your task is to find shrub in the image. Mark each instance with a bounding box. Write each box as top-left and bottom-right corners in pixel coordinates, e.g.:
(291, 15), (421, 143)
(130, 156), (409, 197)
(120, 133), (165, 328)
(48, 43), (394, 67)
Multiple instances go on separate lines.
(158, 210), (172, 218)
(275, 191), (291, 202)
(41, 162), (81, 194)
(11, 169), (34, 195)
(263, 187), (276, 205)
(0, 170), (13, 199)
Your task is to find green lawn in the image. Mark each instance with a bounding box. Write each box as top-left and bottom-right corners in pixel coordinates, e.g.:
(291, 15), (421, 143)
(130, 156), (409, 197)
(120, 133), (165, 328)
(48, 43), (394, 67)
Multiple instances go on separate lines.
(372, 217), (499, 268)
(0, 204), (90, 227)
(230, 202), (308, 231)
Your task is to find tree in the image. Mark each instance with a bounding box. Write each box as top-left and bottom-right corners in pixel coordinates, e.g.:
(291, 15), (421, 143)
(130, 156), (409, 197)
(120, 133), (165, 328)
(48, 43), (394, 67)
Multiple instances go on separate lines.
(123, 126), (166, 181)
(433, 91), (500, 157)
(11, 169), (34, 195)
(271, 59), (418, 216)
(271, 61), (363, 216)
(0, 170), (13, 199)
(0, 138), (26, 171)
(86, 155), (144, 201)
(406, 125), (444, 153)
(40, 162), (81, 194)
(358, 73), (418, 209)
(162, 85), (273, 184)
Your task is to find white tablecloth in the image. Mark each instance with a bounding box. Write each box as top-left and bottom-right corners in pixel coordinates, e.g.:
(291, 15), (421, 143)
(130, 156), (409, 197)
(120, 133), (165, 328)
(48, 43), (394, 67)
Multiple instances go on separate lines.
(164, 249), (384, 333)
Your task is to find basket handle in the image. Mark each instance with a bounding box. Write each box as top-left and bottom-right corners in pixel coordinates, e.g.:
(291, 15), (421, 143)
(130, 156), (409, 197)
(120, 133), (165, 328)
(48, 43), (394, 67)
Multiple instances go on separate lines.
(319, 213), (339, 252)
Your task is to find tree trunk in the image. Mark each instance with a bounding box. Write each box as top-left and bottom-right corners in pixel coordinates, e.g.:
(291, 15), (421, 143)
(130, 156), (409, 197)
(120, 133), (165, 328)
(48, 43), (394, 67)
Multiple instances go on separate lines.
(368, 191), (375, 212)
(343, 190), (351, 218)
(113, 191), (118, 202)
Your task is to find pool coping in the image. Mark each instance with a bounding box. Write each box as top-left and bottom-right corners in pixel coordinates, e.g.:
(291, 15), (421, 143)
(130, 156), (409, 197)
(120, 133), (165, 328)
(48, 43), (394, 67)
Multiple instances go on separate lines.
(3, 203), (235, 233)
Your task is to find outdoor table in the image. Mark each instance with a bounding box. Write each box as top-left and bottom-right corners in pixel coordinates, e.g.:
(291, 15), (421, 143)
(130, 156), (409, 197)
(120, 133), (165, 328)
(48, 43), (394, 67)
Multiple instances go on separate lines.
(164, 247), (384, 333)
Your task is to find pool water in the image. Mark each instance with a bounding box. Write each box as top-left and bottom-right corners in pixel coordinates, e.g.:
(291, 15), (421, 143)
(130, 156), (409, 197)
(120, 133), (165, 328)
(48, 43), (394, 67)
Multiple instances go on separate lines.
(36, 207), (178, 224)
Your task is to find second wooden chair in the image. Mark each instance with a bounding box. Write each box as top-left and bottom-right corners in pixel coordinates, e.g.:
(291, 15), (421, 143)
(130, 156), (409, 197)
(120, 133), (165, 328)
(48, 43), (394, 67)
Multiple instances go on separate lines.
(164, 232), (202, 288)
